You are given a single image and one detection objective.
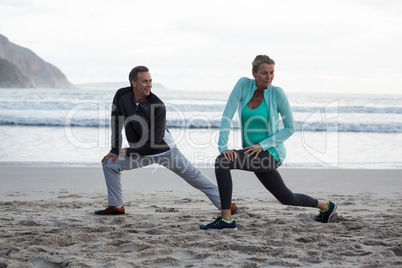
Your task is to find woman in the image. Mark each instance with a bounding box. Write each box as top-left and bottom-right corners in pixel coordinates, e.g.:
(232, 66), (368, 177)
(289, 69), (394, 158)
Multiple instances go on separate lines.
(200, 55), (336, 230)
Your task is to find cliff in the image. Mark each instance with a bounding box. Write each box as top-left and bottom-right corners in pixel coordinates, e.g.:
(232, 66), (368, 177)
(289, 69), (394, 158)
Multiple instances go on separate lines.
(0, 58), (33, 88)
(0, 34), (74, 88)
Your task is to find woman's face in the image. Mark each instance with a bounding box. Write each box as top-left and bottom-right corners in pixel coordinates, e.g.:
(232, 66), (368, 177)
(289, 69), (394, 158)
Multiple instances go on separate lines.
(252, 63), (275, 89)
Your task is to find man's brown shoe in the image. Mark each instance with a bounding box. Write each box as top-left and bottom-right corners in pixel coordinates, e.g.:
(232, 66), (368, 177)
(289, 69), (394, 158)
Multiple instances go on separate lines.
(95, 205), (126, 216)
(231, 203), (239, 215)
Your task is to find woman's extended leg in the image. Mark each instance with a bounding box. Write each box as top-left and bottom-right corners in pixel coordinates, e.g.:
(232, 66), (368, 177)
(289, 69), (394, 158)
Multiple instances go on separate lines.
(254, 170), (318, 207)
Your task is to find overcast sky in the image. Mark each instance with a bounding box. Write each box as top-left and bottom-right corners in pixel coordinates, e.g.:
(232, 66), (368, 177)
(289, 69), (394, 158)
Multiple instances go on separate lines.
(1, 0), (401, 94)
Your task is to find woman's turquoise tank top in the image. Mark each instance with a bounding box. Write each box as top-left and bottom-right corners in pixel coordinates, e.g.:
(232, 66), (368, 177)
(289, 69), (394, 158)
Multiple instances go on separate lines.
(241, 102), (280, 162)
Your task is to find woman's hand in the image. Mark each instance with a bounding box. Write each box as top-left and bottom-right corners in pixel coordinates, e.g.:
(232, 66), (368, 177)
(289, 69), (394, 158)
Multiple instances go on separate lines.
(222, 149), (237, 162)
(243, 144), (263, 159)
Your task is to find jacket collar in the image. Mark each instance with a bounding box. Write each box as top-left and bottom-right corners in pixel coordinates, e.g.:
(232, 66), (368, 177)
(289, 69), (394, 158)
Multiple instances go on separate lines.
(130, 87), (154, 104)
(252, 79), (273, 94)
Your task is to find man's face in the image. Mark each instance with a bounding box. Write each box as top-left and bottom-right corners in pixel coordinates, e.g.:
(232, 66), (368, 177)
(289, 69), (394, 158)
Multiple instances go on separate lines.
(131, 72), (152, 100)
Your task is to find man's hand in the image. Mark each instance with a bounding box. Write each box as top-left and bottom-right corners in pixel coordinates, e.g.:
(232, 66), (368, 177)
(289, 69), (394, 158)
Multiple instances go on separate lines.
(119, 148), (128, 156)
(222, 149), (237, 162)
(243, 144), (263, 159)
(101, 153), (118, 164)
(101, 148), (129, 164)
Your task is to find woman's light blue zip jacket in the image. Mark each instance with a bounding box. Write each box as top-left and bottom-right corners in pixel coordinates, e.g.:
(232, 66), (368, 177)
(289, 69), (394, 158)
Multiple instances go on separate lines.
(218, 77), (295, 163)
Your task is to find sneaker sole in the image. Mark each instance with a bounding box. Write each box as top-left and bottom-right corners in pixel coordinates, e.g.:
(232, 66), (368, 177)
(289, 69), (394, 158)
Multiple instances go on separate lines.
(96, 213), (126, 216)
(203, 227), (238, 231)
(327, 203), (337, 223)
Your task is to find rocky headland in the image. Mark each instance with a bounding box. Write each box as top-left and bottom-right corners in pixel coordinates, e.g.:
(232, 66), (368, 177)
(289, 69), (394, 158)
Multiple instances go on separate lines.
(0, 34), (74, 88)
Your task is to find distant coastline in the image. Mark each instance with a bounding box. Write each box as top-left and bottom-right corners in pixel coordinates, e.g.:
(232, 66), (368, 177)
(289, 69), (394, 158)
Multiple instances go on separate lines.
(75, 81), (167, 90)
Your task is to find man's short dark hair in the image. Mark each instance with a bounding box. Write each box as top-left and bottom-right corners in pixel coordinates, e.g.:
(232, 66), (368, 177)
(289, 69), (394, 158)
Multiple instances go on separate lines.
(129, 66), (149, 82)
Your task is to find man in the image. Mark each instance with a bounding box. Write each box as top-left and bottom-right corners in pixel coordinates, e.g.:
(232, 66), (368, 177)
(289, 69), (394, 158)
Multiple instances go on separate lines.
(95, 66), (237, 216)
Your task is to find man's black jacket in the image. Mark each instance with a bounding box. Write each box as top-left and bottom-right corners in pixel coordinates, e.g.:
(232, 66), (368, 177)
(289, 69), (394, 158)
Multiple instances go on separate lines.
(110, 86), (171, 156)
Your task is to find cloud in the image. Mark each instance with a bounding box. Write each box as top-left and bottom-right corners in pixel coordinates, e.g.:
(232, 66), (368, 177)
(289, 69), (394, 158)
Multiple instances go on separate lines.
(1, 0), (401, 93)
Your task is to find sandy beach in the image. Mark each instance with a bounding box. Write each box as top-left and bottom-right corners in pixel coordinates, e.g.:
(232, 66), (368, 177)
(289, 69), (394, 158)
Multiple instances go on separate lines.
(0, 166), (401, 267)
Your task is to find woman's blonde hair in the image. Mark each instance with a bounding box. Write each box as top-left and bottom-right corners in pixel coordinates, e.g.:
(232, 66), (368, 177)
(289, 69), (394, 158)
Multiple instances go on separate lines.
(252, 55), (275, 73)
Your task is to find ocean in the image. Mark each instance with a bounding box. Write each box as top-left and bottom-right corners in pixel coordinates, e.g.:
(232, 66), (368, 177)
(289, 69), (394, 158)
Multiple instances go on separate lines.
(1, 85), (402, 169)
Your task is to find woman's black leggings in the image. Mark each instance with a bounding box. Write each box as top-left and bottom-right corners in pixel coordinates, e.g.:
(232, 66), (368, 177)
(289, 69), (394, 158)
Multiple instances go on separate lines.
(215, 149), (319, 210)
